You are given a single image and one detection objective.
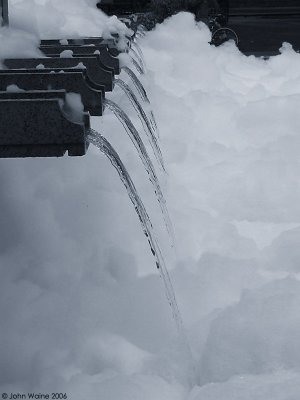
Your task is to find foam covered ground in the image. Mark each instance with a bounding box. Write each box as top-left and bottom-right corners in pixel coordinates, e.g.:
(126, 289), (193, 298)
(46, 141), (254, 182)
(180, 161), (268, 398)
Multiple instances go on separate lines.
(1, 7), (300, 400)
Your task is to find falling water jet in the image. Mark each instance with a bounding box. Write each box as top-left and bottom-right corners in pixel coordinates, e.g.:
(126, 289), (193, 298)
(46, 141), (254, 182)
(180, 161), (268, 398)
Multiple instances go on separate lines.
(149, 111), (158, 134)
(103, 99), (174, 240)
(135, 31), (146, 38)
(114, 78), (157, 138)
(123, 66), (149, 102)
(130, 47), (145, 74)
(129, 43), (159, 134)
(88, 129), (157, 262)
(105, 96), (164, 170)
(132, 41), (145, 65)
(114, 78), (161, 162)
(87, 129), (195, 384)
(130, 46), (146, 73)
(131, 57), (144, 75)
(122, 66), (158, 132)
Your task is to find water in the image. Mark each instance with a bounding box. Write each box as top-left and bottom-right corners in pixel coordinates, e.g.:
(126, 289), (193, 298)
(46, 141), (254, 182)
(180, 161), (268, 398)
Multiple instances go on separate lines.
(122, 66), (158, 133)
(131, 57), (144, 75)
(135, 30), (146, 38)
(104, 99), (173, 239)
(122, 66), (150, 103)
(87, 129), (194, 383)
(130, 47), (146, 74)
(114, 78), (162, 165)
(132, 41), (145, 66)
(96, 42), (193, 383)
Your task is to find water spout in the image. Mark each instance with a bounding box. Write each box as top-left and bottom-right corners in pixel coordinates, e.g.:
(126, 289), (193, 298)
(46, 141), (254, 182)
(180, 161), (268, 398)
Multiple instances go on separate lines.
(130, 47), (146, 74)
(114, 78), (161, 162)
(131, 57), (144, 75)
(103, 99), (173, 239)
(122, 66), (158, 133)
(123, 66), (149, 102)
(132, 41), (145, 66)
(88, 129), (189, 359)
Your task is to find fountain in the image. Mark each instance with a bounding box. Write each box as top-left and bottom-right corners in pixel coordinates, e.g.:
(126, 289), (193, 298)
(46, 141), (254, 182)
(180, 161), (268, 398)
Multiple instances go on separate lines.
(0, 5), (195, 383)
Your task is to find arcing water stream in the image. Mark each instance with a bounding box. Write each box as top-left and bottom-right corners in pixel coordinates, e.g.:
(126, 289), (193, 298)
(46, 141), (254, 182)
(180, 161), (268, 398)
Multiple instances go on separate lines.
(90, 44), (195, 383)
(130, 47), (146, 74)
(114, 78), (161, 162)
(122, 66), (158, 133)
(88, 129), (195, 383)
(88, 130), (178, 321)
(131, 41), (145, 67)
(103, 99), (173, 239)
(131, 57), (144, 75)
(122, 66), (150, 103)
